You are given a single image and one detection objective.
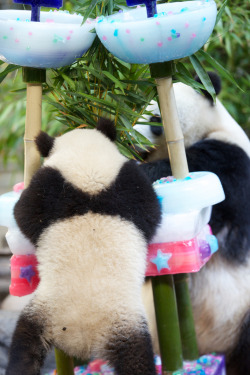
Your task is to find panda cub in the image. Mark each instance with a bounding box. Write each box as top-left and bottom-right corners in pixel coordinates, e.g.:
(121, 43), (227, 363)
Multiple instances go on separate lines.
(6, 119), (161, 375)
(137, 73), (250, 375)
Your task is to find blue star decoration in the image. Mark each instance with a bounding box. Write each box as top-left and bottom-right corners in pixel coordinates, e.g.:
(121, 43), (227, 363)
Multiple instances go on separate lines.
(20, 265), (36, 284)
(151, 249), (172, 273)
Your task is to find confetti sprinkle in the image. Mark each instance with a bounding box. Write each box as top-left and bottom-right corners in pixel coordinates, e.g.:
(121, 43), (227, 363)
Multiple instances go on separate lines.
(15, 39), (20, 43)
(3, 36), (8, 39)
(167, 36), (172, 41)
(202, 17), (206, 21)
(185, 22), (189, 28)
(191, 33), (196, 38)
(126, 29), (130, 34)
(28, 32), (33, 36)
(157, 41), (163, 47)
(140, 37), (144, 42)
(66, 36), (71, 40)
(102, 35), (107, 41)
(114, 29), (118, 37)
(156, 21), (160, 25)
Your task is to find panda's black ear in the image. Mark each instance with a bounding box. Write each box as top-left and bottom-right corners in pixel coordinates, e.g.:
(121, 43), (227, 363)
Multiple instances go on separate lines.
(195, 71), (222, 102)
(96, 118), (116, 142)
(35, 131), (55, 157)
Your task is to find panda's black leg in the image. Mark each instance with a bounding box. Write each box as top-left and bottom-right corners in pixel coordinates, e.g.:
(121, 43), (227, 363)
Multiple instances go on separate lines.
(105, 320), (156, 375)
(226, 312), (250, 375)
(6, 303), (51, 375)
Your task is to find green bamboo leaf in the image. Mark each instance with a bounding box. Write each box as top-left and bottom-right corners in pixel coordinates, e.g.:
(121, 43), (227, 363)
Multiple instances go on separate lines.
(0, 64), (20, 84)
(81, 0), (100, 23)
(215, 0), (228, 25)
(174, 72), (204, 92)
(197, 50), (242, 91)
(116, 141), (135, 159)
(102, 71), (126, 93)
(176, 62), (193, 79)
(189, 55), (216, 101)
(61, 74), (76, 90)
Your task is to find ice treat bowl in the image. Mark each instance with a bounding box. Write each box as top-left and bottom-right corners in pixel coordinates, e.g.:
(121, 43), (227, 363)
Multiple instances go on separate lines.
(0, 10), (96, 68)
(95, 0), (217, 64)
(153, 171), (225, 214)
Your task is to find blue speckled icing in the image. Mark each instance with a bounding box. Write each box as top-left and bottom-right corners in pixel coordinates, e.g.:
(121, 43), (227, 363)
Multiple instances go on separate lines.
(0, 10), (96, 68)
(96, 1), (217, 64)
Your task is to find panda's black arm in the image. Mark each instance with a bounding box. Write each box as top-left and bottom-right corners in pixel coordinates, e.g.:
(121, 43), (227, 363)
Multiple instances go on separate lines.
(140, 139), (250, 264)
(14, 166), (68, 246)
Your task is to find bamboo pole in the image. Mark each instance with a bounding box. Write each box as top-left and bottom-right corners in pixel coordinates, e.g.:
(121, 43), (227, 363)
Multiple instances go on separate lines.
(152, 275), (183, 374)
(174, 274), (198, 360)
(149, 61), (199, 372)
(155, 76), (189, 179)
(55, 348), (75, 375)
(155, 73), (199, 362)
(24, 83), (43, 187)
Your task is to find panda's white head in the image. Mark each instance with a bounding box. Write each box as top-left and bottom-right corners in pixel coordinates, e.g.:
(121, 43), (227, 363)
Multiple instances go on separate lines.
(35, 119), (126, 195)
(135, 73), (250, 161)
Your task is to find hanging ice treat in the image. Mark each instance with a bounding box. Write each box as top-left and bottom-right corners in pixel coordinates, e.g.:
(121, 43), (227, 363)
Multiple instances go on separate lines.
(0, 183), (39, 296)
(0, 0), (96, 68)
(146, 172), (225, 276)
(95, 1), (216, 64)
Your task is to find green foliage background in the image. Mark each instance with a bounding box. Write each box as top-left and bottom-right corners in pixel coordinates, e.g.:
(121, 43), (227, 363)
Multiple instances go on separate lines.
(0, 0), (249, 167)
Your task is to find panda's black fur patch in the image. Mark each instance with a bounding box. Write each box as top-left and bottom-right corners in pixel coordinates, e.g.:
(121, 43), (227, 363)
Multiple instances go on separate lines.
(96, 118), (117, 142)
(226, 312), (250, 375)
(194, 71), (222, 104)
(35, 131), (55, 158)
(14, 160), (161, 246)
(6, 309), (50, 375)
(140, 139), (250, 264)
(150, 116), (163, 137)
(106, 320), (156, 375)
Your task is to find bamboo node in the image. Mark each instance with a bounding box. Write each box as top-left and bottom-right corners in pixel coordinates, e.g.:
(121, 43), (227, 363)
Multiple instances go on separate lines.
(167, 139), (184, 144)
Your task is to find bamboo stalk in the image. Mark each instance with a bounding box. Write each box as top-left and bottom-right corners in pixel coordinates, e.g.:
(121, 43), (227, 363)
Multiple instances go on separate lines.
(155, 75), (199, 361)
(24, 83), (43, 187)
(55, 348), (75, 375)
(152, 275), (183, 374)
(155, 76), (189, 180)
(148, 61), (199, 373)
(174, 274), (199, 360)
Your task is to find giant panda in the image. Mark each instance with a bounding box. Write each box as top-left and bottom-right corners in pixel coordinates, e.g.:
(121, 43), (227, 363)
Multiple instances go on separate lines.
(137, 73), (250, 375)
(6, 119), (161, 375)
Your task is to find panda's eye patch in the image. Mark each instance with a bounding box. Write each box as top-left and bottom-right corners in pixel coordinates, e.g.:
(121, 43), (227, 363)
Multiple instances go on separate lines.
(150, 116), (163, 136)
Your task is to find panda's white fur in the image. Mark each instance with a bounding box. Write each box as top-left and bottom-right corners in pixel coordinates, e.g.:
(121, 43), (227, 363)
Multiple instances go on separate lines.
(44, 129), (126, 195)
(137, 78), (250, 375)
(36, 213), (147, 359)
(135, 82), (250, 159)
(6, 121), (161, 375)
